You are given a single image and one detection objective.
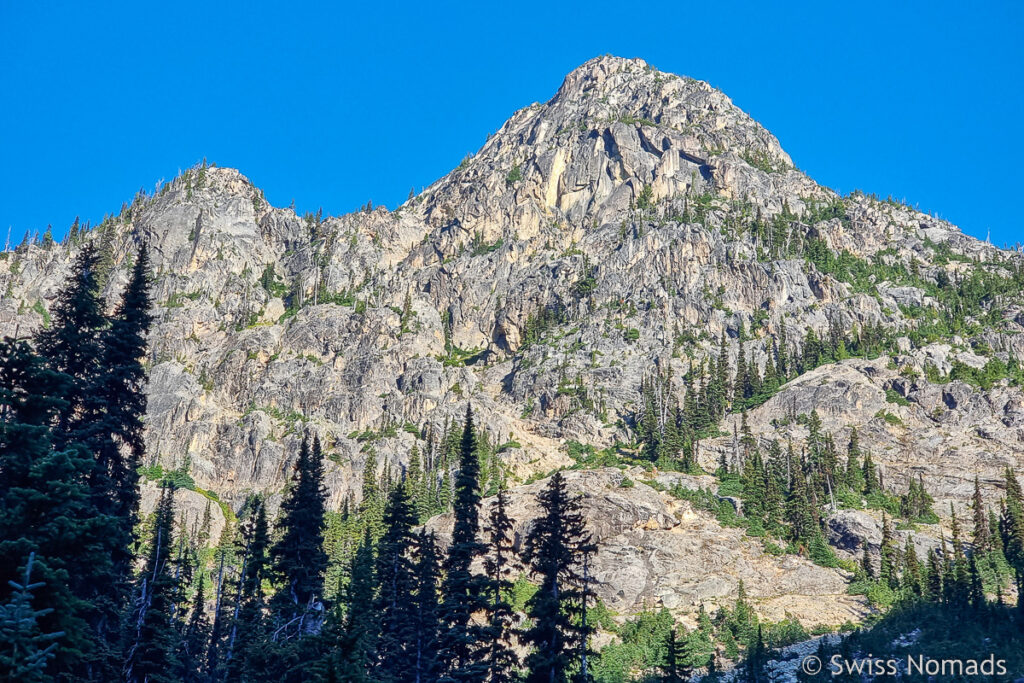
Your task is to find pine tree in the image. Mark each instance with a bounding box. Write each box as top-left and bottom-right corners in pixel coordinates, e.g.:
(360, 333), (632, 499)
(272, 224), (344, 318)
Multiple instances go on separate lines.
(336, 531), (377, 683)
(681, 606), (714, 672)
(87, 244), (154, 661)
(862, 451), (880, 494)
(375, 484), (418, 683)
(861, 547), (874, 580)
(35, 243), (106, 442)
(438, 406), (488, 682)
(31, 242), (137, 680)
(482, 490), (520, 682)
(0, 553), (64, 682)
(879, 514), (897, 589)
(845, 427), (864, 493)
(972, 476), (990, 552)
(179, 573), (210, 683)
(411, 530), (442, 683)
(271, 435), (329, 636)
(125, 484), (183, 683)
(225, 499), (272, 683)
(902, 537), (921, 597)
(522, 472), (597, 683)
(925, 549), (943, 603)
(0, 337), (105, 680)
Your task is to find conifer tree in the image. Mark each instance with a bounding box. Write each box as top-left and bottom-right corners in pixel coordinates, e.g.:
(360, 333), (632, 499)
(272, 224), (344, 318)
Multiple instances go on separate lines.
(336, 531), (377, 683)
(482, 490), (520, 682)
(375, 484), (418, 683)
(125, 484), (182, 683)
(845, 428), (864, 493)
(0, 553), (64, 682)
(88, 244), (154, 660)
(972, 476), (990, 552)
(0, 337), (105, 680)
(902, 537), (921, 597)
(32, 241), (140, 680)
(34, 244), (106, 436)
(522, 472), (597, 683)
(179, 573), (210, 683)
(271, 435), (329, 634)
(925, 549), (943, 603)
(660, 627), (687, 683)
(411, 530), (442, 683)
(225, 500), (271, 683)
(438, 406), (488, 682)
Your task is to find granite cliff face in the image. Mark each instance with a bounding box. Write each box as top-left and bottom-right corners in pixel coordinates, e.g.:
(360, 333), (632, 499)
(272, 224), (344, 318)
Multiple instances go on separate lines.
(2, 55), (1022, 623)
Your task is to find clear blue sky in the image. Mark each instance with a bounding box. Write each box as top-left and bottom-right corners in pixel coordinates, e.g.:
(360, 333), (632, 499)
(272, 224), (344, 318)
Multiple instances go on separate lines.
(2, 1), (1021, 247)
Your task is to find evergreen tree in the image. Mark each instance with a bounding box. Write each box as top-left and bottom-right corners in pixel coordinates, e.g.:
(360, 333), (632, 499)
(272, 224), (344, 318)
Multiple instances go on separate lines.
(125, 484), (183, 683)
(336, 531), (378, 683)
(225, 499), (272, 683)
(660, 627), (687, 683)
(972, 476), (990, 552)
(375, 484), (418, 683)
(179, 573), (210, 683)
(438, 406), (488, 682)
(271, 435), (329, 634)
(411, 530), (442, 683)
(0, 553), (64, 682)
(32, 241), (141, 680)
(681, 606), (714, 672)
(845, 427), (864, 493)
(482, 491), (519, 682)
(35, 243), (106, 442)
(522, 472), (597, 683)
(87, 244), (154, 661)
(902, 537), (921, 597)
(0, 337), (105, 680)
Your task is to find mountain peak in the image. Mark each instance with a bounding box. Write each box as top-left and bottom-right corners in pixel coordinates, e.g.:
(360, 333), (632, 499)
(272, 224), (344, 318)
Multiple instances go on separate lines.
(554, 55), (653, 98)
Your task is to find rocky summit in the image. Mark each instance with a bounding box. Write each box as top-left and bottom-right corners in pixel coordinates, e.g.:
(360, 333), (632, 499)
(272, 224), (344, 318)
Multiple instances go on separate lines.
(3, 54), (1023, 631)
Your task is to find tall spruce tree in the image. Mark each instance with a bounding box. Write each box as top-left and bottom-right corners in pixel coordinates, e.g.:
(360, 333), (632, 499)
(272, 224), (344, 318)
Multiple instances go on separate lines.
(438, 406), (488, 682)
(32, 244), (127, 680)
(0, 339), (82, 677)
(179, 573), (210, 683)
(125, 484), (182, 683)
(35, 243), (106, 441)
(336, 531), (378, 683)
(375, 484), (418, 683)
(521, 472), (597, 683)
(482, 490), (520, 682)
(0, 552), (64, 682)
(89, 244), (153, 581)
(271, 435), (329, 635)
(411, 530), (442, 683)
(225, 499), (272, 683)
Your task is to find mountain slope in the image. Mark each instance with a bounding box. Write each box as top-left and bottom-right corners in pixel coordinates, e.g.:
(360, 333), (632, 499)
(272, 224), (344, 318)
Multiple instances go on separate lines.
(2, 54), (1022, 624)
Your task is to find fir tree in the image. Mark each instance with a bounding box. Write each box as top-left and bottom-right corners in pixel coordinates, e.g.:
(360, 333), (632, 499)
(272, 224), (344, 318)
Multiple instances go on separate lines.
(411, 530), (442, 683)
(482, 490), (520, 683)
(0, 553), (64, 682)
(438, 406), (488, 682)
(660, 627), (687, 683)
(35, 243), (106, 442)
(87, 244), (154, 660)
(971, 476), (990, 552)
(125, 484), (183, 683)
(0, 337), (103, 680)
(225, 499), (272, 683)
(271, 435), (329, 635)
(521, 472), (597, 683)
(375, 484), (418, 683)
(336, 531), (377, 683)
(179, 573), (210, 683)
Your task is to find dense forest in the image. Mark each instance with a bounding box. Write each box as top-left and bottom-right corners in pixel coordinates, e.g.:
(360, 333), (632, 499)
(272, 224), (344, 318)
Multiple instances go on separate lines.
(3, 243), (1024, 682)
